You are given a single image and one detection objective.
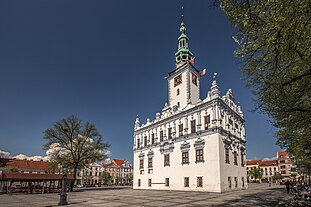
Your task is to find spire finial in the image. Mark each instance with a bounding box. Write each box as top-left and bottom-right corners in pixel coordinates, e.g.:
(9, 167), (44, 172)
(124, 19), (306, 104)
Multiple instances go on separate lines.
(213, 72), (218, 80)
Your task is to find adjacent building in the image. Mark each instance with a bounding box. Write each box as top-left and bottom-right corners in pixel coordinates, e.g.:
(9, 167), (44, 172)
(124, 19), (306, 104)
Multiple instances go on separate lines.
(133, 14), (247, 192)
(260, 160), (279, 182)
(277, 151), (297, 177)
(0, 158), (49, 174)
(246, 160), (261, 182)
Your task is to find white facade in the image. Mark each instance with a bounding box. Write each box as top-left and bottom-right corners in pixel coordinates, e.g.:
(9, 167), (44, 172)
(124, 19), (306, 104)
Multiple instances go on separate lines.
(133, 15), (247, 193)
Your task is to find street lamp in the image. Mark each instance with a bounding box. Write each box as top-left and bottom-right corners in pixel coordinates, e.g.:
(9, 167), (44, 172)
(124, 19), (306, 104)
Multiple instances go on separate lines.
(58, 173), (68, 205)
(305, 149), (310, 185)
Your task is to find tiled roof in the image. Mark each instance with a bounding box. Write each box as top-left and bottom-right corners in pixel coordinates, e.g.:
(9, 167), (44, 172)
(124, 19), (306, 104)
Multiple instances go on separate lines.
(1, 172), (74, 181)
(0, 158), (49, 171)
(246, 160), (261, 165)
(112, 159), (125, 167)
(260, 160), (278, 166)
(277, 151), (288, 159)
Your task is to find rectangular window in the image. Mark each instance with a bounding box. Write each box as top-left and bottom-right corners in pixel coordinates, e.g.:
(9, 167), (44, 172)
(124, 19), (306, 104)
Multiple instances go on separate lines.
(165, 178), (169, 187)
(148, 179), (152, 187)
(234, 152), (238, 165)
(204, 115), (211, 130)
(184, 177), (189, 187)
(179, 124), (183, 136)
(225, 148), (230, 164)
(160, 130), (164, 142)
(144, 136), (147, 147)
(197, 177), (203, 187)
(241, 152), (245, 167)
(191, 120), (196, 133)
(234, 177), (238, 188)
(196, 149), (204, 162)
(228, 177), (232, 189)
(148, 157), (153, 168)
(182, 151), (189, 164)
(164, 154), (170, 166)
(242, 177), (245, 188)
(174, 74), (182, 87)
(139, 159), (144, 169)
(192, 73), (198, 86)
(138, 179), (141, 187)
(151, 134), (155, 144)
(168, 127), (172, 139)
(137, 138), (140, 148)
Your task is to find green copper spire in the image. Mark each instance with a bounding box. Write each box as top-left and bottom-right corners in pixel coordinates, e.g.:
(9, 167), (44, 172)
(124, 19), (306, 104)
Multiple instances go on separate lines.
(175, 7), (193, 66)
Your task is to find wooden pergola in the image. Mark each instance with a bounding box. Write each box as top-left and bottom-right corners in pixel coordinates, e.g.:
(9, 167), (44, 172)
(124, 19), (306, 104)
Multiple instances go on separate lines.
(0, 172), (74, 194)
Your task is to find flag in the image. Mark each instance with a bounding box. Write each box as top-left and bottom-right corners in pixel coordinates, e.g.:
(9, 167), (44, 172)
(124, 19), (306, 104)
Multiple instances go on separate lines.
(200, 69), (206, 76)
(190, 57), (195, 65)
(164, 74), (169, 79)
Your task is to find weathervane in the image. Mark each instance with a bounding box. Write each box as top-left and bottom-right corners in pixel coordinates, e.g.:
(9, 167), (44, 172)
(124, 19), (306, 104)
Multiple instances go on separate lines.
(181, 6), (184, 20)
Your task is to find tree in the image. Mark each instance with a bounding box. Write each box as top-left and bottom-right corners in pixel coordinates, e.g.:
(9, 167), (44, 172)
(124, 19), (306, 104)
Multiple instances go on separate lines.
(43, 115), (110, 183)
(218, 0), (311, 162)
(99, 172), (111, 185)
(249, 167), (262, 181)
(125, 173), (133, 184)
(272, 172), (283, 181)
(9, 168), (18, 172)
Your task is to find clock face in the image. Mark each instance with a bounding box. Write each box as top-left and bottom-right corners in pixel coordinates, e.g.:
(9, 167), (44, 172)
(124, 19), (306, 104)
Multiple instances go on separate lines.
(174, 74), (182, 87)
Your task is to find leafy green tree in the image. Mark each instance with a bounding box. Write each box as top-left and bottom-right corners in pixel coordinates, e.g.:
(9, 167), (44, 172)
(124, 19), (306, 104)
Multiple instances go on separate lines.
(249, 167), (262, 181)
(272, 172), (283, 181)
(9, 168), (18, 172)
(43, 115), (110, 183)
(99, 172), (111, 184)
(218, 0), (311, 162)
(125, 173), (133, 184)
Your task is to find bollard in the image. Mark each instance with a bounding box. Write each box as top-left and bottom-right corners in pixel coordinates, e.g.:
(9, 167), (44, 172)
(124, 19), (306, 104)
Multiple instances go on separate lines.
(58, 174), (68, 205)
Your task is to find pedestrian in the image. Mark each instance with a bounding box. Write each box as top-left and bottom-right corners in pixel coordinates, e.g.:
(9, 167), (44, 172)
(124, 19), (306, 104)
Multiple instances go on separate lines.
(285, 181), (290, 194)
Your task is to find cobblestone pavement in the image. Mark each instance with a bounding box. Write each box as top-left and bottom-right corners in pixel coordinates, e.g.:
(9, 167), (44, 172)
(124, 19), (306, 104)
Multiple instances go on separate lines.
(0, 183), (291, 207)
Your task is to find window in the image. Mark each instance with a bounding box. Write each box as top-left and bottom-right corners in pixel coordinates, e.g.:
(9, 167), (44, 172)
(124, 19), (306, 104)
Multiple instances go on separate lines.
(177, 89), (180, 95)
(164, 154), (170, 166)
(280, 160), (285, 164)
(182, 151), (189, 164)
(234, 177), (238, 188)
(148, 157), (153, 168)
(137, 138), (140, 148)
(168, 128), (172, 139)
(197, 177), (203, 187)
(228, 177), (232, 189)
(138, 179), (141, 187)
(160, 130), (164, 142)
(196, 149), (204, 162)
(179, 124), (183, 136)
(184, 177), (189, 187)
(151, 134), (155, 144)
(139, 159), (144, 169)
(242, 177), (245, 188)
(192, 73), (198, 86)
(225, 148), (230, 164)
(177, 102), (180, 107)
(204, 115), (211, 130)
(144, 136), (147, 147)
(191, 120), (196, 133)
(148, 179), (152, 187)
(234, 152), (238, 165)
(165, 178), (170, 187)
(241, 152), (245, 167)
(174, 74), (182, 87)
(280, 165), (286, 169)
(281, 170), (286, 174)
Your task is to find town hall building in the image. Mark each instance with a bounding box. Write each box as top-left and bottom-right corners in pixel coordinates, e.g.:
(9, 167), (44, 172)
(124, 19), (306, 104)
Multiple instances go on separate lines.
(133, 14), (247, 192)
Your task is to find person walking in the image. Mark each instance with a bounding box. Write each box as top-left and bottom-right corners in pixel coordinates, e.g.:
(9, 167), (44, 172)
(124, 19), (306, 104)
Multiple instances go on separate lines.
(285, 181), (290, 194)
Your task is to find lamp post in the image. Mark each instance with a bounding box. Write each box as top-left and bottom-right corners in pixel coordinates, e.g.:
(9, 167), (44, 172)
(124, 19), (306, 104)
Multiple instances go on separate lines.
(305, 149), (310, 185)
(58, 174), (68, 205)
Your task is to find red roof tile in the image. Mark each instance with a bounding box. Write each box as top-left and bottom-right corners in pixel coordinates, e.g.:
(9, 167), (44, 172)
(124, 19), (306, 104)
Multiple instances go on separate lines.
(260, 160), (278, 166)
(1, 172), (74, 181)
(277, 151), (288, 159)
(1, 159), (49, 171)
(246, 160), (261, 165)
(112, 159), (125, 167)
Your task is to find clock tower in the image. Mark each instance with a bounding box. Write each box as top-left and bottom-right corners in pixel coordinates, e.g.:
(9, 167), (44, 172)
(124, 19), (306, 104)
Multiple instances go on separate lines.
(167, 14), (200, 110)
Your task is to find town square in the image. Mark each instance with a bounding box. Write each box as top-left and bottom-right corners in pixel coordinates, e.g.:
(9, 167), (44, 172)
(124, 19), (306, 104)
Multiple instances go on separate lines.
(0, 0), (310, 206)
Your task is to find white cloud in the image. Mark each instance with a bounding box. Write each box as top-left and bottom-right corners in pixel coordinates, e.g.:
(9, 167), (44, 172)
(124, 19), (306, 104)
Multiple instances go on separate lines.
(13, 154), (49, 161)
(0, 150), (11, 158)
(263, 156), (277, 161)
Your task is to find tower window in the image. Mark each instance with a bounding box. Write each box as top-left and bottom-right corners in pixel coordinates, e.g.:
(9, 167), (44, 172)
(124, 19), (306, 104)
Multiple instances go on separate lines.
(174, 74), (182, 87)
(192, 73), (198, 86)
(177, 89), (180, 95)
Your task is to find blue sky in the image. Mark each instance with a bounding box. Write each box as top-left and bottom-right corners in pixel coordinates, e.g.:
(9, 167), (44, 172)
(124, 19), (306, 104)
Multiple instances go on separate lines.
(0, 0), (281, 163)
